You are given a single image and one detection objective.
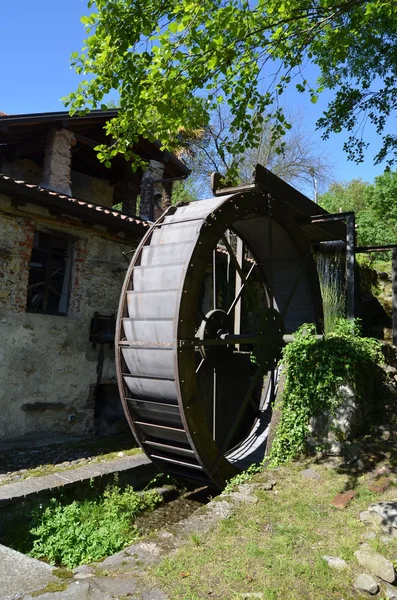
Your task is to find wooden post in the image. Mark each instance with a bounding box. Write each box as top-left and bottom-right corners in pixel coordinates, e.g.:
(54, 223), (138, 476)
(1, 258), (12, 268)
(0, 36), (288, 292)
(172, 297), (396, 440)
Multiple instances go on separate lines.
(346, 213), (355, 320)
(392, 248), (397, 346)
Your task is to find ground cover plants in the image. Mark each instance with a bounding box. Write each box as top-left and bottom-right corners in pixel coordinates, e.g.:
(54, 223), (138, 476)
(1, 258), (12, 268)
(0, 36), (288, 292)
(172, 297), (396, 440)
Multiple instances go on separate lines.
(3, 482), (162, 568)
(269, 319), (382, 466)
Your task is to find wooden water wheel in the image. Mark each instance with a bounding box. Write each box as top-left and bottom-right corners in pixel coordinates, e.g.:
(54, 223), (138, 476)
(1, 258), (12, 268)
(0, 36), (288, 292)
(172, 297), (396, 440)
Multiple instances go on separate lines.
(116, 167), (343, 488)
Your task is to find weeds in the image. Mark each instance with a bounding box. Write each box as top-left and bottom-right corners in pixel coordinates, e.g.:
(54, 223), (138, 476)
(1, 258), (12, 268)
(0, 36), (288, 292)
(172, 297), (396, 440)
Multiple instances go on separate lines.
(10, 483), (162, 568)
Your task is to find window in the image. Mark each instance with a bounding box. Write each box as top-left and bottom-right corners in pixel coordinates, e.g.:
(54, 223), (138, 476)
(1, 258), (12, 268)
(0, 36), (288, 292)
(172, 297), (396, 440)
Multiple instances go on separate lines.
(27, 232), (73, 315)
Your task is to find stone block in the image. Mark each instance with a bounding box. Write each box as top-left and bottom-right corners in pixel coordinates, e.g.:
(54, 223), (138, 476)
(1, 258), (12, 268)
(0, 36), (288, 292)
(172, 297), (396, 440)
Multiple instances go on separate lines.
(354, 573), (379, 595)
(368, 502), (397, 532)
(300, 468), (321, 481)
(322, 555), (348, 570)
(368, 477), (391, 494)
(355, 544), (395, 583)
(384, 582), (397, 599)
(331, 490), (357, 509)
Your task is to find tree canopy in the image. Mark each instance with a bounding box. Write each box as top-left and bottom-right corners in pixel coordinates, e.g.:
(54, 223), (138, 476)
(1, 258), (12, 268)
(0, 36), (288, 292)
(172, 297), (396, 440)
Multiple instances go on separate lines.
(319, 171), (397, 247)
(185, 107), (332, 197)
(66, 0), (396, 173)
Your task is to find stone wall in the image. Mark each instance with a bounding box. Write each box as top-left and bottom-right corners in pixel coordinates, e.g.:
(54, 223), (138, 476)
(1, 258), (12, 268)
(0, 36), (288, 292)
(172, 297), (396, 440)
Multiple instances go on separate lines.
(0, 193), (139, 442)
(1, 159), (43, 185)
(1, 160), (115, 208)
(71, 171), (114, 208)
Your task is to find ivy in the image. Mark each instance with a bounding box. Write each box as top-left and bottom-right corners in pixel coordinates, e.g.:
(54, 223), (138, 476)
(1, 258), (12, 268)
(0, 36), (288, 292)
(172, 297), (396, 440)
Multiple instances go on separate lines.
(269, 320), (382, 465)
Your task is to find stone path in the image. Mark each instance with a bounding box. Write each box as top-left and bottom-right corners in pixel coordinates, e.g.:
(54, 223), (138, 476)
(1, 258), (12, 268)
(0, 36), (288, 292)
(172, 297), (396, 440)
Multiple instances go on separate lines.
(1, 545), (57, 599)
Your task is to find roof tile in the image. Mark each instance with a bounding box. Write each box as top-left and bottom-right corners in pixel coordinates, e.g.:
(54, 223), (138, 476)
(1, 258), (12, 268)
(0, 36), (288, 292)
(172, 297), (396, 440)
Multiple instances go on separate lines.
(0, 173), (149, 231)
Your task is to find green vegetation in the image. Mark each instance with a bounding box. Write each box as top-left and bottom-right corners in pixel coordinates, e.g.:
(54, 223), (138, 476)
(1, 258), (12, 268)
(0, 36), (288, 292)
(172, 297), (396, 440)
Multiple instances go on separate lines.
(3, 483), (162, 569)
(319, 171), (397, 248)
(224, 462), (264, 494)
(29, 484), (161, 568)
(269, 320), (382, 465)
(183, 108), (332, 198)
(152, 462), (396, 600)
(67, 1), (395, 176)
(31, 582), (69, 597)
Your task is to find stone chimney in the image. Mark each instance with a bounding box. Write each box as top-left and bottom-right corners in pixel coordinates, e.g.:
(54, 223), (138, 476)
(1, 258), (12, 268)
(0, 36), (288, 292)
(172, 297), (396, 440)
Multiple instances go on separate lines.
(40, 128), (75, 195)
(140, 159), (165, 221)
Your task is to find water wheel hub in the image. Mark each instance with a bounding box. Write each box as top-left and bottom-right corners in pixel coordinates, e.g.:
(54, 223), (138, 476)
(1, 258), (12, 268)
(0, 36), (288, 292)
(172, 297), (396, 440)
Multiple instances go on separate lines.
(196, 309), (232, 366)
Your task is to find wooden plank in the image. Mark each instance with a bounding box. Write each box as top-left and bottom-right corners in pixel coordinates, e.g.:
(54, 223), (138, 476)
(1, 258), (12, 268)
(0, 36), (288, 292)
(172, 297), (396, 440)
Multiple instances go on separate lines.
(392, 248), (397, 346)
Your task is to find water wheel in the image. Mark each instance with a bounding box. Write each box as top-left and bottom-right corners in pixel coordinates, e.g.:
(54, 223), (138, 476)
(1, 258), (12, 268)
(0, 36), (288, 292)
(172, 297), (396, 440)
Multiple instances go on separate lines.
(116, 168), (334, 488)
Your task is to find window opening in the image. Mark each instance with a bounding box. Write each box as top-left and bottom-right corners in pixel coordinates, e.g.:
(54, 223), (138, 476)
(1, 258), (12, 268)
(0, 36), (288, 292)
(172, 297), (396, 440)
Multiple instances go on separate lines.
(27, 232), (73, 315)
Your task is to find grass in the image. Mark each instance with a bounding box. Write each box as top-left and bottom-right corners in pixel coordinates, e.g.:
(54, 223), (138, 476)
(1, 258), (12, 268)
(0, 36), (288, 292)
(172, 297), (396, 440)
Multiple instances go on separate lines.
(149, 462), (397, 600)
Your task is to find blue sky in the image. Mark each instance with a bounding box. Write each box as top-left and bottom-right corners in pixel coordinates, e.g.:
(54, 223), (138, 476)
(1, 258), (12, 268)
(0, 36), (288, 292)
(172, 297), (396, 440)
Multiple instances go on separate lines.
(0, 1), (391, 195)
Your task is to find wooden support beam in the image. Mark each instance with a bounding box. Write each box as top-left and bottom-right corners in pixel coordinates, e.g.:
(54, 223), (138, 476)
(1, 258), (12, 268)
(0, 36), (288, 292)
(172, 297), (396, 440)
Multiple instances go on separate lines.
(346, 213), (355, 321)
(392, 248), (397, 346)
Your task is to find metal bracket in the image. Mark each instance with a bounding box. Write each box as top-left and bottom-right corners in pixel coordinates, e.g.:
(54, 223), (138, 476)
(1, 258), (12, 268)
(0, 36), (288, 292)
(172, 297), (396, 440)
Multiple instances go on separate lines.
(89, 312), (115, 349)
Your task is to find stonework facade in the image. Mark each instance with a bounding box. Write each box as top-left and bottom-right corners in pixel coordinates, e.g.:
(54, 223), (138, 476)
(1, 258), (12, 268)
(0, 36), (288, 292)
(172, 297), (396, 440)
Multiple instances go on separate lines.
(41, 128), (75, 195)
(0, 192), (138, 442)
(0, 110), (189, 443)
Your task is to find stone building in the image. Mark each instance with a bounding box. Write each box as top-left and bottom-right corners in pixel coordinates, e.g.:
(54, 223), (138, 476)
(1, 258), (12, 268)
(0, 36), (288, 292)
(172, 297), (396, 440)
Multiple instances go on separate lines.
(0, 110), (189, 443)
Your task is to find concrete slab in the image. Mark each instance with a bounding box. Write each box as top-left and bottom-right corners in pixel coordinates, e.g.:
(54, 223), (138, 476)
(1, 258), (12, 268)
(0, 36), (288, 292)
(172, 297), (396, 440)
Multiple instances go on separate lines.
(0, 454), (154, 506)
(0, 544), (55, 600)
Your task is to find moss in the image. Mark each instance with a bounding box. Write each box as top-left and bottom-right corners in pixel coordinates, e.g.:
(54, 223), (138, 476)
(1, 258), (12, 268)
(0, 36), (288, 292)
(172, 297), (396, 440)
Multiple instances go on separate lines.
(31, 582), (69, 596)
(53, 567), (74, 579)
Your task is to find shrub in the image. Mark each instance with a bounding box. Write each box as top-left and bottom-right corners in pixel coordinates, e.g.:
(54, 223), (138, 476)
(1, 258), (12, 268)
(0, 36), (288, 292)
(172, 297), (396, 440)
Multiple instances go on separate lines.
(269, 319), (381, 465)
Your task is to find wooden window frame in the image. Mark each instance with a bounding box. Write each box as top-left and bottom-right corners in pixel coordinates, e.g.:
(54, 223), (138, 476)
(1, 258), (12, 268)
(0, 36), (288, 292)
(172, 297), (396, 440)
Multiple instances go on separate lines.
(26, 230), (74, 316)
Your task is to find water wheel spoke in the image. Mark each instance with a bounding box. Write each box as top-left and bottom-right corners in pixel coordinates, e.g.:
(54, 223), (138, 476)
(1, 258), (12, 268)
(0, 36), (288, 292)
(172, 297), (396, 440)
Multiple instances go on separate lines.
(213, 368), (217, 441)
(220, 234), (246, 283)
(196, 358), (205, 374)
(194, 334), (259, 347)
(212, 249), (217, 310)
(227, 262), (256, 316)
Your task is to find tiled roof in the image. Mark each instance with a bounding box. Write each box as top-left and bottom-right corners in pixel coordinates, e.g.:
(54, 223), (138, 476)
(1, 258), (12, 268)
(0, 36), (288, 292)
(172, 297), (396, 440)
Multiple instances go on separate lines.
(0, 174), (149, 233)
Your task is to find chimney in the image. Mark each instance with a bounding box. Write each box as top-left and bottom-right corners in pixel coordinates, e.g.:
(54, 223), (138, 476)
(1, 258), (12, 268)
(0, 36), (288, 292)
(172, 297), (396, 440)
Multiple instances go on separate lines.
(40, 128), (75, 195)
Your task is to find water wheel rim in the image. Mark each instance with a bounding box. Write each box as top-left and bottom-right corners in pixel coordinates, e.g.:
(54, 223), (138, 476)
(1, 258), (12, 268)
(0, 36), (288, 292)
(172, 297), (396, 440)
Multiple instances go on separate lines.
(116, 190), (322, 488)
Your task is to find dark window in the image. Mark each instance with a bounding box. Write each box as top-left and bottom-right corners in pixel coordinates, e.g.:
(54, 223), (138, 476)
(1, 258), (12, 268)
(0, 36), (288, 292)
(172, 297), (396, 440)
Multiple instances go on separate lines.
(27, 232), (73, 315)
